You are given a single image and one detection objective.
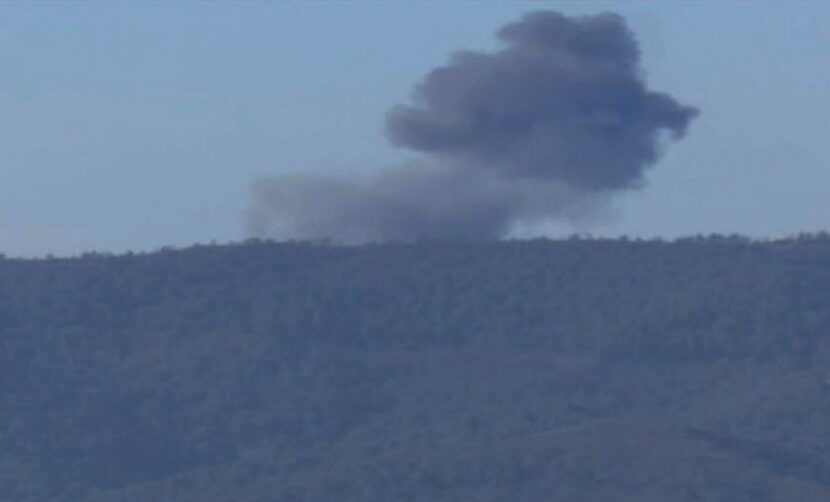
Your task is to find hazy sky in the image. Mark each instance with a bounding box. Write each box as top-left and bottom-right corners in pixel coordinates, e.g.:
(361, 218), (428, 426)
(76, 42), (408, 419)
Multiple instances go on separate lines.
(1, 1), (829, 257)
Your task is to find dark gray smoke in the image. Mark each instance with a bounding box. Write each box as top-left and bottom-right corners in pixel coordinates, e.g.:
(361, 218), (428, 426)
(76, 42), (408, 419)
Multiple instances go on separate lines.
(248, 10), (698, 242)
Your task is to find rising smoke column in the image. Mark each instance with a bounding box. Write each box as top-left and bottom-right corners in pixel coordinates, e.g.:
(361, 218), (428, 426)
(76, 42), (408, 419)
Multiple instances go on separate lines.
(247, 11), (699, 242)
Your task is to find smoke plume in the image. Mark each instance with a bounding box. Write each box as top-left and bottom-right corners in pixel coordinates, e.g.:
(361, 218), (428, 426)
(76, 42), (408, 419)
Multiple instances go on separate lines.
(248, 11), (698, 242)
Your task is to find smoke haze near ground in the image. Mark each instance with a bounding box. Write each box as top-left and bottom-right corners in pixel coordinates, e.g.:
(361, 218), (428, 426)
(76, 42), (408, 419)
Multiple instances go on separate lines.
(247, 10), (698, 242)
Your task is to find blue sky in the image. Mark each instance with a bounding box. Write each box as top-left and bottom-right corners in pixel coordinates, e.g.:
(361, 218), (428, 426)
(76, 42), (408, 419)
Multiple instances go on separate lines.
(1, 1), (829, 256)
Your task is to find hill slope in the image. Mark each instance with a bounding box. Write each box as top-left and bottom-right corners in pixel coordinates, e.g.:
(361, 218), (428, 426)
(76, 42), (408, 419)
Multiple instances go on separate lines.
(3, 236), (830, 500)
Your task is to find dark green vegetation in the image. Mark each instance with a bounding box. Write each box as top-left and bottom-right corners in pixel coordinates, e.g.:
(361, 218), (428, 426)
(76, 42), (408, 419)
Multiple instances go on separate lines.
(3, 235), (830, 501)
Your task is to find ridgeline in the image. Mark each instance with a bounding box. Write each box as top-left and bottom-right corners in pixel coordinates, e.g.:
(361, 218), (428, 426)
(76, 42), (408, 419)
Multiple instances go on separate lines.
(3, 236), (830, 501)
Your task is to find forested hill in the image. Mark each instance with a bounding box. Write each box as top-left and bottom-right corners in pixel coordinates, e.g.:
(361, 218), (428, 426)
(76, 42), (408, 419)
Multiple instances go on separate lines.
(4, 236), (830, 501)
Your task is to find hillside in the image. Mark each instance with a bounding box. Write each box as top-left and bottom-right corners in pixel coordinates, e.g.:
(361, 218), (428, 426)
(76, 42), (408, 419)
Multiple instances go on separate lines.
(3, 236), (830, 501)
